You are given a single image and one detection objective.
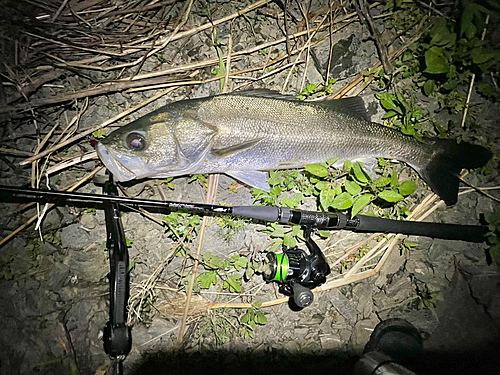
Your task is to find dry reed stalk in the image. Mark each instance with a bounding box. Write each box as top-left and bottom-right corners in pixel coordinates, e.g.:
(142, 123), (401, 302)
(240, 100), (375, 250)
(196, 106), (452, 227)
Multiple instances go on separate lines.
(223, 31), (233, 94)
(296, 0), (312, 93)
(177, 174), (219, 346)
(45, 151), (98, 176)
(0, 167), (103, 248)
(461, 15), (490, 128)
(3, 5), (380, 115)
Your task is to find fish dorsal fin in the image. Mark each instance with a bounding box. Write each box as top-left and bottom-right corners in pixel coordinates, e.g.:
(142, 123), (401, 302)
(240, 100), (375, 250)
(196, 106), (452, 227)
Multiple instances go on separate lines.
(228, 89), (298, 101)
(315, 96), (371, 122)
(211, 138), (265, 158)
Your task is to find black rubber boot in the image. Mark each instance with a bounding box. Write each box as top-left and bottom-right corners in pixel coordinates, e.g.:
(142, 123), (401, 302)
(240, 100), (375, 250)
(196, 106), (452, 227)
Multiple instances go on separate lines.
(363, 318), (423, 369)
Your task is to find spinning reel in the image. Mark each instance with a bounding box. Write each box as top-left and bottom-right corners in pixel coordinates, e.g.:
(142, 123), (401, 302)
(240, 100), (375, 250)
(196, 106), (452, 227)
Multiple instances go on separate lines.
(262, 227), (330, 308)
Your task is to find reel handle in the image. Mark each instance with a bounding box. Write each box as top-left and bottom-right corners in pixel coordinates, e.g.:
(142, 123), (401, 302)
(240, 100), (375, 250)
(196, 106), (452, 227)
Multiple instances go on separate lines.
(292, 282), (314, 308)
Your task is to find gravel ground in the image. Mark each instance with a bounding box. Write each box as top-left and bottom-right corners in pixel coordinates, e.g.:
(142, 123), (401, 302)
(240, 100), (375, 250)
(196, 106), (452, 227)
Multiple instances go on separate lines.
(0, 1), (499, 375)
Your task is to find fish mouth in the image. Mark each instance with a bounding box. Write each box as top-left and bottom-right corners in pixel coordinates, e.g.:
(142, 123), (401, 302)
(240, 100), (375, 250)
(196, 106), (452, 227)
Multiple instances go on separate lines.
(96, 142), (140, 181)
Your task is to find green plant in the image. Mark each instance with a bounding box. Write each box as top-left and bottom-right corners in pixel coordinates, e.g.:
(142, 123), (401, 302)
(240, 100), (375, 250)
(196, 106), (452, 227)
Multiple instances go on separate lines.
(400, 238), (418, 255)
(252, 157), (419, 244)
(296, 79), (338, 100)
(376, 91), (427, 139)
(27, 238), (41, 267)
(211, 30), (226, 91)
(484, 212), (500, 264)
(182, 252), (249, 293)
(188, 174), (209, 189)
(154, 178), (175, 190)
(240, 301), (267, 338)
(214, 213), (250, 243)
(92, 129), (106, 139)
(162, 212), (200, 255)
(415, 282), (442, 309)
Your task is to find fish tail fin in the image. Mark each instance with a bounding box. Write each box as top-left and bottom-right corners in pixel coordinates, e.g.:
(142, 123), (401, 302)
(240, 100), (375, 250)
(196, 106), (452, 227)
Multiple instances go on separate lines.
(417, 140), (491, 205)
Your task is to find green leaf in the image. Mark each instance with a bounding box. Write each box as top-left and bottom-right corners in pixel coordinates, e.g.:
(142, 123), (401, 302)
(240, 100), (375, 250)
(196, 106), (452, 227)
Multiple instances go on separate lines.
(203, 252), (212, 262)
(282, 193), (304, 208)
(224, 274), (242, 293)
(283, 234), (296, 248)
(210, 256), (222, 268)
(317, 230), (331, 238)
(305, 164), (328, 178)
(326, 157), (339, 166)
(331, 192), (353, 210)
(234, 256), (248, 271)
(378, 190), (404, 202)
(470, 48), (499, 65)
(376, 93), (400, 113)
(200, 271), (217, 289)
(352, 162), (370, 184)
(345, 180), (362, 195)
(398, 180), (417, 196)
(429, 19), (456, 48)
(315, 181), (330, 191)
(382, 110), (399, 119)
(351, 194), (373, 217)
(390, 170), (399, 187)
(490, 244), (500, 263)
(320, 188), (336, 211)
(484, 213), (500, 226)
(252, 301), (263, 309)
(92, 129), (106, 139)
(423, 79), (435, 96)
(241, 310), (251, 324)
(424, 47), (450, 74)
(373, 176), (391, 188)
(268, 171), (281, 186)
(255, 311), (268, 325)
(343, 160), (352, 171)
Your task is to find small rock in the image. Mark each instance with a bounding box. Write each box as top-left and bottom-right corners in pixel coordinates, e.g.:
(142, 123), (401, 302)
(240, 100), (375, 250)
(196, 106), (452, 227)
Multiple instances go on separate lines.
(353, 283), (374, 319)
(340, 328), (352, 342)
(63, 244), (108, 282)
(283, 340), (300, 353)
(350, 319), (377, 354)
(407, 260), (434, 283)
(61, 224), (93, 250)
(80, 213), (96, 230)
(385, 276), (414, 302)
(293, 326), (309, 338)
(320, 334), (343, 351)
(330, 289), (357, 322)
(319, 316), (334, 333)
(48, 262), (70, 289)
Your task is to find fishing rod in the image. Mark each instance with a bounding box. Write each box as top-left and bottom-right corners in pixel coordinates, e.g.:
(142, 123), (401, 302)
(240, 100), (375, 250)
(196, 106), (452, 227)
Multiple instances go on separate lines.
(0, 184), (489, 242)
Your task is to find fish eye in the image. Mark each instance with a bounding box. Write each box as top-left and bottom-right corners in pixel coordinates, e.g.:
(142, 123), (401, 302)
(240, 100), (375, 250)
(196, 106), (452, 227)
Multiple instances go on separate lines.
(126, 132), (147, 151)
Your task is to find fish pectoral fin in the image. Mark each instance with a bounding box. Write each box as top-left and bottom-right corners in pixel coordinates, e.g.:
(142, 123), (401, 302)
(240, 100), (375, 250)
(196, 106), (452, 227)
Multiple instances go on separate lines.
(330, 157), (379, 179)
(226, 170), (270, 192)
(350, 157), (379, 179)
(211, 138), (265, 158)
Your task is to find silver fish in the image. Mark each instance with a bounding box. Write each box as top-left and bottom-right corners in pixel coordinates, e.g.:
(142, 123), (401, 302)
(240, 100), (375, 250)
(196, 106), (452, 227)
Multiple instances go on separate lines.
(96, 90), (491, 205)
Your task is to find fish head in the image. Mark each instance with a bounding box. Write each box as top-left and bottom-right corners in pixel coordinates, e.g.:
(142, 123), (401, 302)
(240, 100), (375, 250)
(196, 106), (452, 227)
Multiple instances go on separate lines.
(96, 110), (217, 181)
